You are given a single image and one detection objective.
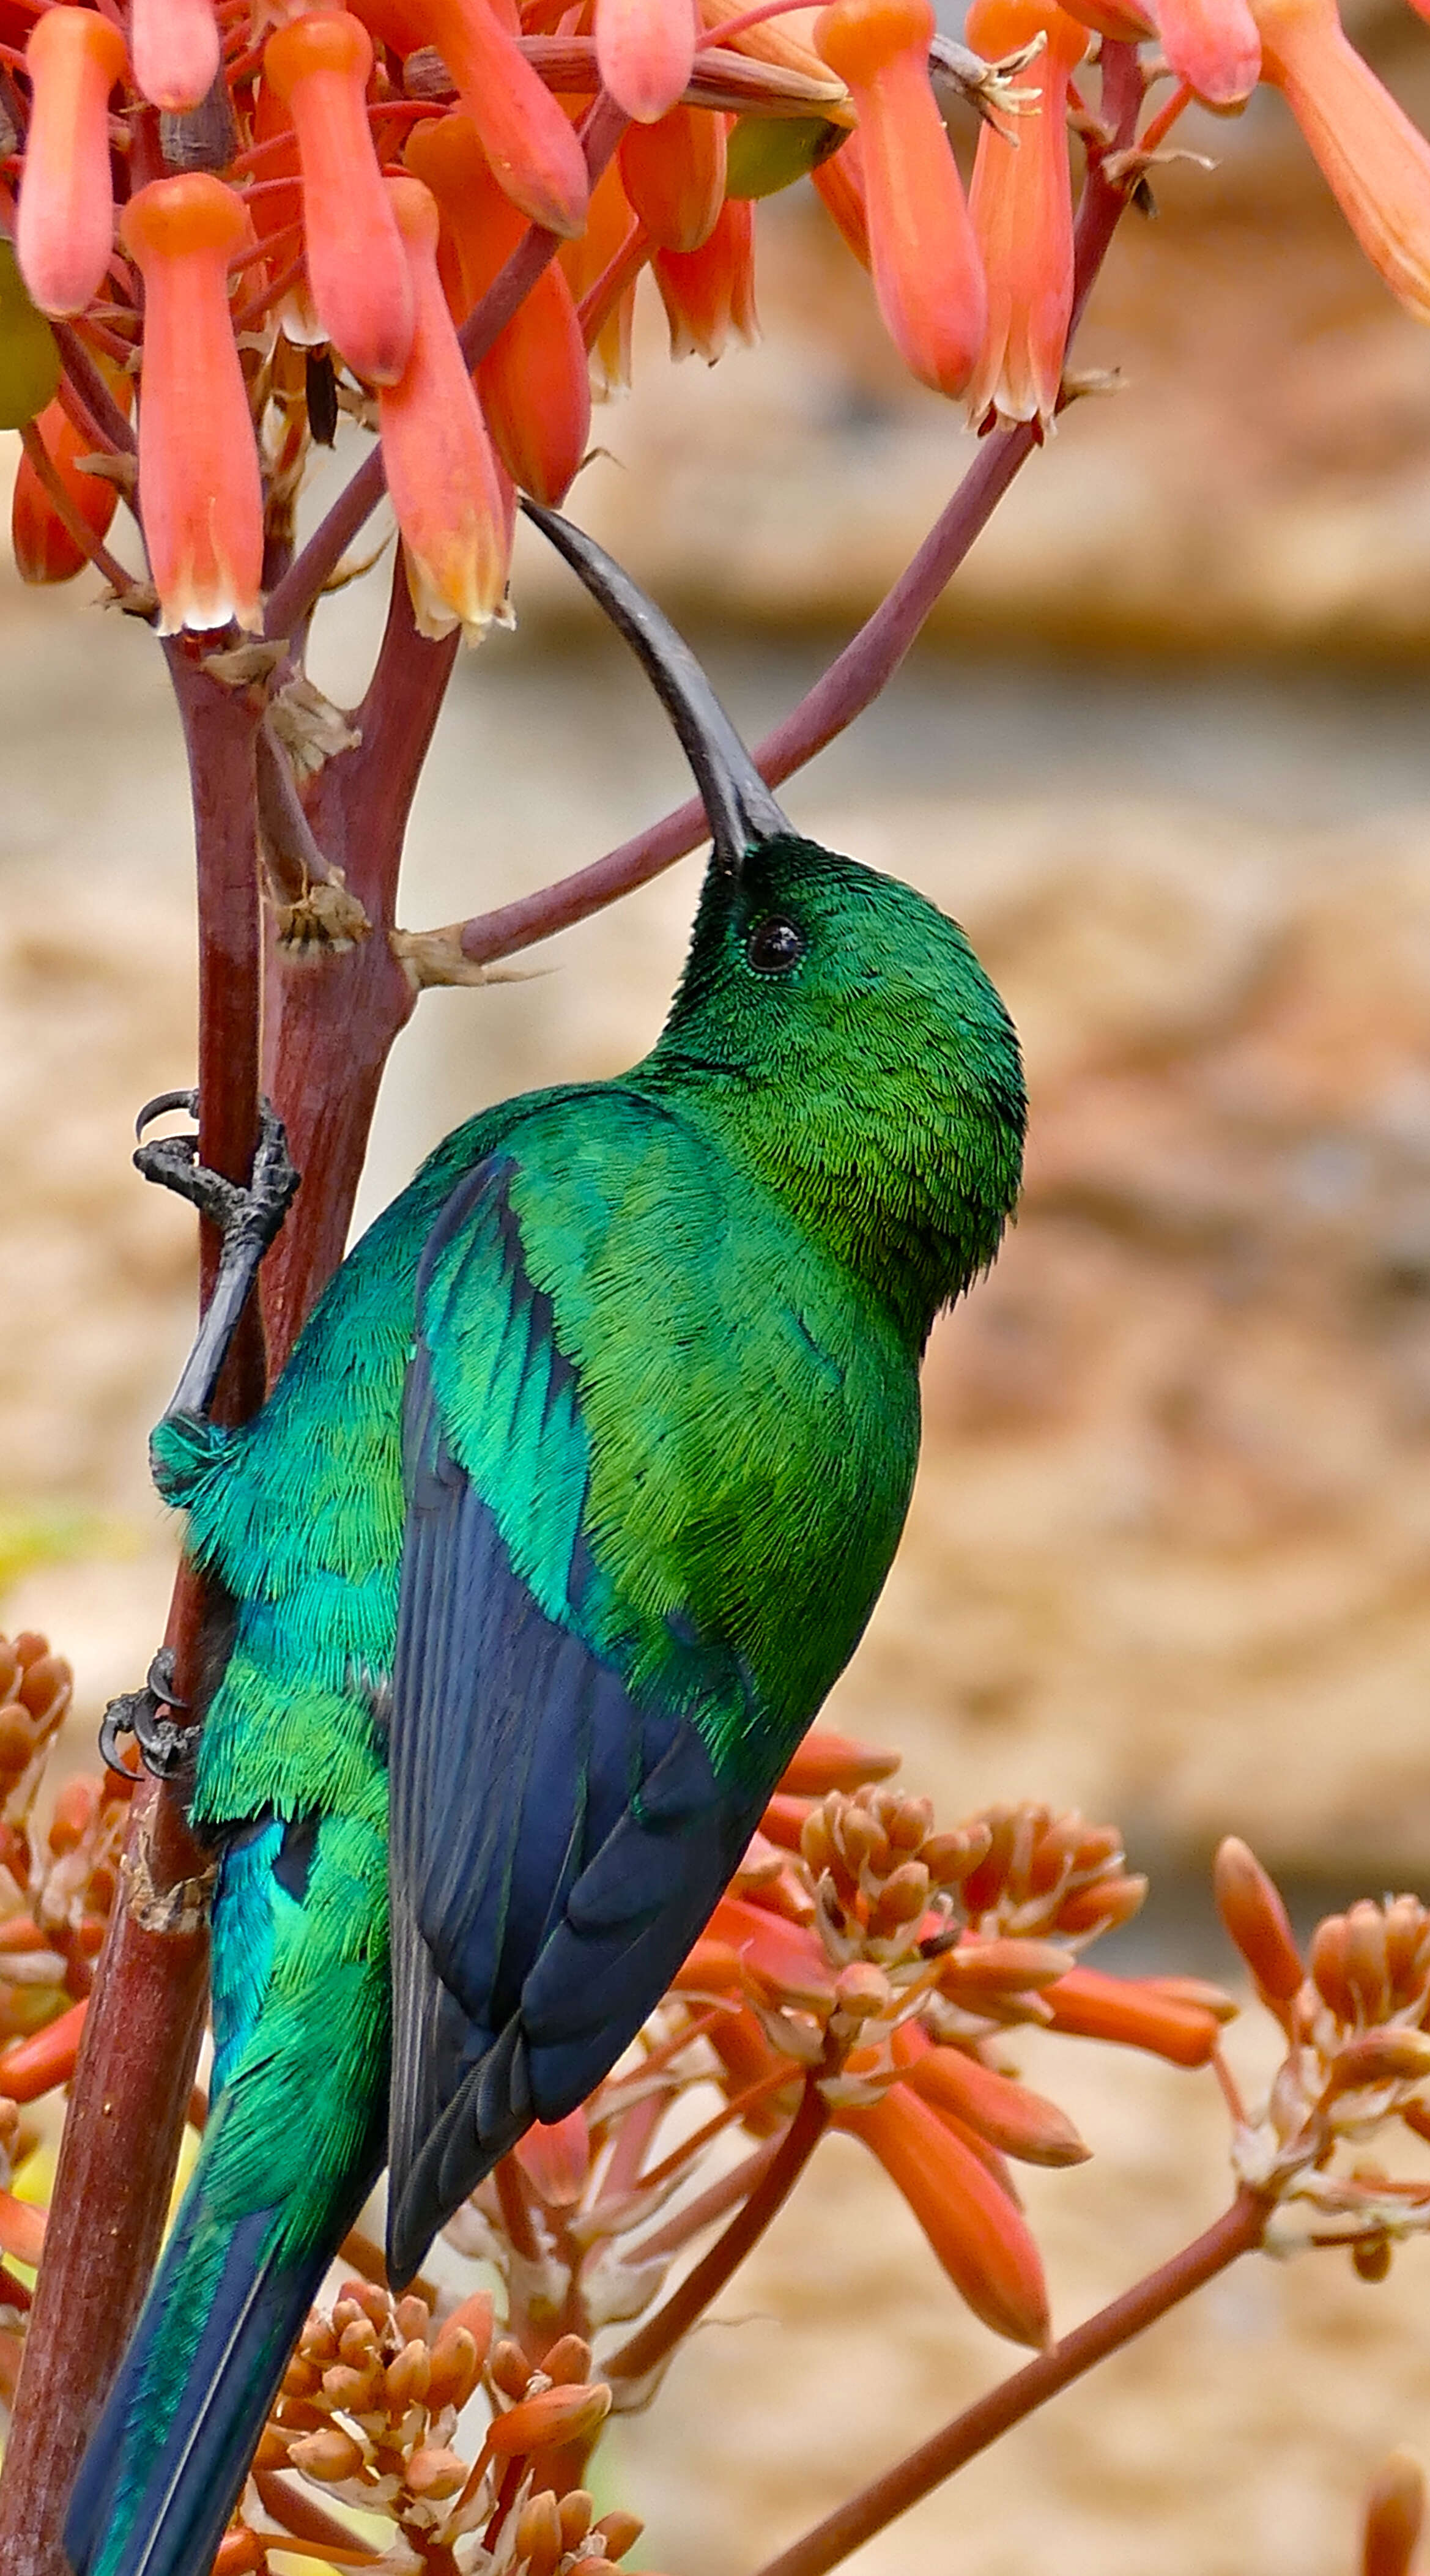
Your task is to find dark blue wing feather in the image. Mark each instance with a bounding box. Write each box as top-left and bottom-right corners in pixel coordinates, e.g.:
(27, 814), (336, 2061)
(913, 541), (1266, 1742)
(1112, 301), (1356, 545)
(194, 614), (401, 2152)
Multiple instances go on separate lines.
(385, 1155), (765, 2288)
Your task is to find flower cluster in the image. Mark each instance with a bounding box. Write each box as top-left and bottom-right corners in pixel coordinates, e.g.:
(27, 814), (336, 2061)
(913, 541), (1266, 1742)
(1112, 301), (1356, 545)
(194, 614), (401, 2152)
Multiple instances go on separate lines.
(1215, 1838), (1430, 2274)
(3, 0), (1430, 638)
(224, 2287), (656, 2573)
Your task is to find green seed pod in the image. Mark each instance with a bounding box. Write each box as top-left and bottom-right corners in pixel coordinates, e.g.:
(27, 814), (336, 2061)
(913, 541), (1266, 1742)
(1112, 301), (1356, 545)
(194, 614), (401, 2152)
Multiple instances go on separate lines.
(0, 239), (62, 432)
(724, 114), (847, 201)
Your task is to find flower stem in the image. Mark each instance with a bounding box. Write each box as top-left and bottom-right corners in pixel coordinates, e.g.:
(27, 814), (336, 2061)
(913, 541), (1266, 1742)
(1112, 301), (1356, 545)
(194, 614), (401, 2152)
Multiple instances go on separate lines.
(606, 2079), (828, 2394)
(747, 2189), (1269, 2576)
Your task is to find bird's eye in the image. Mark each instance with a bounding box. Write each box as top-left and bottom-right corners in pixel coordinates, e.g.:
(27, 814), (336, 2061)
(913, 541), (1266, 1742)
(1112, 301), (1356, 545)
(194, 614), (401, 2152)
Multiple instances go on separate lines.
(745, 916), (805, 975)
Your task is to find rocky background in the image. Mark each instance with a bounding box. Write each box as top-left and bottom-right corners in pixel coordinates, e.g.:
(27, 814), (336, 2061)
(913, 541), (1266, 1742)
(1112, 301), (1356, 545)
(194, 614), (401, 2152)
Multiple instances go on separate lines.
(6, 17), (1430, 2567)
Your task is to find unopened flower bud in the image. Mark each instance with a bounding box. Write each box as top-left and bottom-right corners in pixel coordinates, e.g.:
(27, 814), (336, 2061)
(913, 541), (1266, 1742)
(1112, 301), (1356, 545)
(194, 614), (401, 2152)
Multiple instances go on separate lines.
(287, 2425), (366, 2482)
(594, 2509), (646, 2560)
(780, 1730), (900, 1796)
(560, 2492), (596, 2551)
(487, 2380), (613, 2454)
(515, 2489), (565, 2576)
(385, 2336), (431, 2415)
(489, 2335), (532, 2400)
(407, 2444), (467, 2497)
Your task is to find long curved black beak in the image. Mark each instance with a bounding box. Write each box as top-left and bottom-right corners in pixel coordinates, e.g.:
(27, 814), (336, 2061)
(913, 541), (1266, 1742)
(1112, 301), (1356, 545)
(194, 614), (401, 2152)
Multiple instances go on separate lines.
(521, 499), (791, 876)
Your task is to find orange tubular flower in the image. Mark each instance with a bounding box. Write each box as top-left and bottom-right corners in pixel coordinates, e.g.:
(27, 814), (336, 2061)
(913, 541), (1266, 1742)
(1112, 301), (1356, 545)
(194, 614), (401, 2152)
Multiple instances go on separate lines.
(12, 378), (132, 582)
(1157, 0), (1259, 105)
(815, 0), (985, 396)
(965, 0), (1086, 431)
(377, 175), (513, 642)
(405, 116), (590, 503)
(16, 9), (128, 319)
(654, 195), (758, 361)
(595, 0), (697, 126)
(1040, 1963), (1223, 2066)
(264, 12), (415, 385)
(1250, 0), (1430, 320)
(811, 133), (871, 267)
(620, 108), (728, 253)
(839, 2083), (1050, 2346)
(412, 0), (589, 235)
(130, 0), (221, 113)
(120, 175), (264, 634)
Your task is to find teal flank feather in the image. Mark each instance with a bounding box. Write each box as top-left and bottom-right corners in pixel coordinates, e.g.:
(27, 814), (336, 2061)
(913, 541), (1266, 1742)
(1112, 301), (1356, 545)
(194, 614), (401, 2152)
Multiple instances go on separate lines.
(67, 830), (1024, 2576)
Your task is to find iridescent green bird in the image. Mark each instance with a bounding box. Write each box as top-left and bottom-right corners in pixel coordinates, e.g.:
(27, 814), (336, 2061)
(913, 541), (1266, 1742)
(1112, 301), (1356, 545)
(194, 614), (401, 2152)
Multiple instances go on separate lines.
(66, 508), (1026, 2576)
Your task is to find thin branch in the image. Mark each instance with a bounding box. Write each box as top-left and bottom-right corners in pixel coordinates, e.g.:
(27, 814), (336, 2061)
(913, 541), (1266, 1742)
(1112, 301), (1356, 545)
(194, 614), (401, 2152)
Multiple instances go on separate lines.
(441, 39), (1146, 973)
(261, 94), (628, 644)
(52, 324), (137, 455)
(747, 2189), (1270, 2576)
(605, 2078), (828, 2392)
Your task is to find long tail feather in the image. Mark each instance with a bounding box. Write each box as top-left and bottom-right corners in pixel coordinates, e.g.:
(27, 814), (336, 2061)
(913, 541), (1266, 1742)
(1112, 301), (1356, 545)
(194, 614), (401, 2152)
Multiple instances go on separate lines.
(65, 2191), (356, 2576)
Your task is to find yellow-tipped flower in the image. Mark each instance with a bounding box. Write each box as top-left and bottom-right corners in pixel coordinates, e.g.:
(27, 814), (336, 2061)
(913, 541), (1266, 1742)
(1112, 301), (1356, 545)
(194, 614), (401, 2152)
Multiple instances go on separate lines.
(119, 175), (264, 634)
(815, 0), (986, 396)
(17, 8), (128, 319)
(404, 115), (590, 505)
(130, 0), (221, 114)
(378, 174), (514, 643)
(1251, 0), (1430, 322)
(264, 11), (416, 384)
(654, 195), (758, 362)
(965, 0), (1087, 431)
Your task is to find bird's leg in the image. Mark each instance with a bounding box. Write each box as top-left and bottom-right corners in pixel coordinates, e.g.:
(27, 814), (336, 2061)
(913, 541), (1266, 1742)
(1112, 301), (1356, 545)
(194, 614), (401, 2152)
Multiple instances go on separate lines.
(136, 1088), (300, 1423)
(99, 1648), (194, 1782)
(105, 1095), (298, 1782)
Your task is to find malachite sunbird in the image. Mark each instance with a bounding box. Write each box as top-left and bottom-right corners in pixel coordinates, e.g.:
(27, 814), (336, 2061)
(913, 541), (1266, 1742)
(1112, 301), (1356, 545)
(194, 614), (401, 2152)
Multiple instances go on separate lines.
(65, 506), (1026, 2576)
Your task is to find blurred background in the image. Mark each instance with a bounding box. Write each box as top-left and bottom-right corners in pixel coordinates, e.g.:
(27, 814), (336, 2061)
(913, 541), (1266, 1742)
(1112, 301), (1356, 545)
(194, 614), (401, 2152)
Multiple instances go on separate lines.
(6, 14), (1430, 2564)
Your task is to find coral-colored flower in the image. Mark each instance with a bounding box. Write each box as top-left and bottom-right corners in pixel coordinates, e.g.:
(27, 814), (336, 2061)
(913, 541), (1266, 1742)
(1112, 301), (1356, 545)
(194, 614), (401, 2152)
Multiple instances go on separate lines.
(815, 0), (985, 395)
(811, 135), (871, 268)
(838, 2081), (1050, 2345)
(1158, 0), (1260, 105)
(1040, 1963), (1224, 2065)
(377, 175), (514, 642)
(776, 1727), (898, 1796)
(654, 196), (758, 362)
(131, 0), (221, 114)
(1250, 0), (1430, 321)
(17, 8), (128, 319)
(264, 12), (416, 385)
(596, 0), (697, 126)
(120, 174), (265, 634)
(964, 0), (1087, 431)
(405, 115), (590, 503)
(892, 2019), (1090, 2167)
(620, 107), (728, 252)
(12, 380), (131, 583)
(410, 0), (590, 235)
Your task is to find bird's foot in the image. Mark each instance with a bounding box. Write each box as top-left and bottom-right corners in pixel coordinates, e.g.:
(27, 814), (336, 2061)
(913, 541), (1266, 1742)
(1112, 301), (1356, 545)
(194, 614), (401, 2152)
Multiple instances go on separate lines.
(99, 1649), (197, 1782)
(135, 1090), (299, 1254)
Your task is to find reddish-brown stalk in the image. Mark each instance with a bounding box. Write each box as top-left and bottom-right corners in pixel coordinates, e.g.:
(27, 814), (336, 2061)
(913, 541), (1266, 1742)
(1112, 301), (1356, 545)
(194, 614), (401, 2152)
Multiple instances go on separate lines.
(748, 2189), (1271, 2576)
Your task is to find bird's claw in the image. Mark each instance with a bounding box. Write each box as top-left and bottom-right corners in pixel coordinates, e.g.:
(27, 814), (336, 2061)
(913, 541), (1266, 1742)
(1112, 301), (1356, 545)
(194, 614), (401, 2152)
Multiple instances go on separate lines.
(135, 1092), (300, 1250)
(99, 1649), (197, 1783)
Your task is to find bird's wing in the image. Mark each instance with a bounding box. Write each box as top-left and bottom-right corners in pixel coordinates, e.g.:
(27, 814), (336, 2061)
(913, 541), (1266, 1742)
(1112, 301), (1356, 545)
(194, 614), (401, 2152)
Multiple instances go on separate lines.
(385, 1140), (768, 2284)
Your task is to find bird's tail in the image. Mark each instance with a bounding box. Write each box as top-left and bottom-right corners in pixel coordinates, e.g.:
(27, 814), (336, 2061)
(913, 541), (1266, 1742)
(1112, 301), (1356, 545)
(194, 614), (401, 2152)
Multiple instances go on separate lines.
(64, 2164), (367, 2576)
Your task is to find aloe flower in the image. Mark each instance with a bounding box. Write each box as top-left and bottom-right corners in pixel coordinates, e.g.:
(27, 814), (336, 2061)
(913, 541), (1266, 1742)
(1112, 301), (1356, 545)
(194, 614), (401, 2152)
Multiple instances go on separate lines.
(965, 0), (1087, 431)
(17, 8), (128, 319)
(119, 175), (264, 634)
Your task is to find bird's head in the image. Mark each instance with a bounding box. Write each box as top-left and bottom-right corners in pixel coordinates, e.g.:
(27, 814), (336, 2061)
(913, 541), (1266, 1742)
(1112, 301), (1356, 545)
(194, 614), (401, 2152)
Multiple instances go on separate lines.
(522, 505), (1026, 1339)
